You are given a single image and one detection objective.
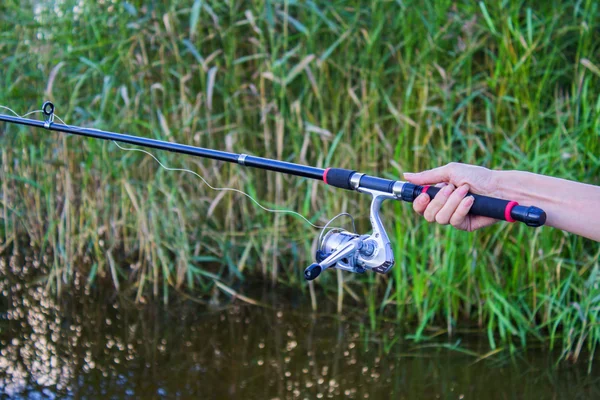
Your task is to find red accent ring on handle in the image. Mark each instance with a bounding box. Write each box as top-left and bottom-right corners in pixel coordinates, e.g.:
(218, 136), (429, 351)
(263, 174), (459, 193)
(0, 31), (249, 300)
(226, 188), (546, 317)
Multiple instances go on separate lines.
(504, 201), (519, 222)
(323, 168), (331, 184)
(422, 185), (430, 195)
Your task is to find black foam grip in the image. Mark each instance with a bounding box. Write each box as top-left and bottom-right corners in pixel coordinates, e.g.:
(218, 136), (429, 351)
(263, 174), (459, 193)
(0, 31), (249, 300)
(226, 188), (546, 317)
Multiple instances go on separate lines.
(324, 168), (356, 190)
(401, 184), (546, 226)
(423, 186), (509, 220)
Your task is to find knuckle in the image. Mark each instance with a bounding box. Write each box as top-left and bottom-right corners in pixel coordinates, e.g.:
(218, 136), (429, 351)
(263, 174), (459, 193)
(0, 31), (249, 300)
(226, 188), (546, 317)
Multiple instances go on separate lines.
(435, 213), (449, 225)
(427, 201), (442, 213)
(438, 185), (454, 199)
(445, 162), (462, 178)
(424, 210), (436, 223)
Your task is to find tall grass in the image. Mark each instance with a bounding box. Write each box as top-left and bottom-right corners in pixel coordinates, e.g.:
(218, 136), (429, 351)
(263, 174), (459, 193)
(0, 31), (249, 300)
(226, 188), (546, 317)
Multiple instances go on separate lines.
(0, 1), (599, 363)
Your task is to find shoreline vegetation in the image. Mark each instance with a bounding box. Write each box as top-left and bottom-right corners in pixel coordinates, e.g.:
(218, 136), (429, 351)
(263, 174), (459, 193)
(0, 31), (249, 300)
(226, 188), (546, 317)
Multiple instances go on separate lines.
(1, 1), (599, 365)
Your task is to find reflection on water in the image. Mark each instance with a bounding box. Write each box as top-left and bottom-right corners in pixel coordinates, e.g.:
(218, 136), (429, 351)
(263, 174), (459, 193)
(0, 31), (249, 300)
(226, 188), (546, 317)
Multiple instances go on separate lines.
(2, 255), (600, 399)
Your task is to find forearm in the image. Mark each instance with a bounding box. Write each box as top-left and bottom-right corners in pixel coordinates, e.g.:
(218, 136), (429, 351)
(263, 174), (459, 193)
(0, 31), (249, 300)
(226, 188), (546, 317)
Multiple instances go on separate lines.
(493, 170), (600, 241)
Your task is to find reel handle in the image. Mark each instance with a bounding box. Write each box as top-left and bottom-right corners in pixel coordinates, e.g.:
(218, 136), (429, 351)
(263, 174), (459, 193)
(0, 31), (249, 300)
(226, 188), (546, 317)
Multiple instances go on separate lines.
(405, 185), (546, 227)
(304, 263), (322, 280)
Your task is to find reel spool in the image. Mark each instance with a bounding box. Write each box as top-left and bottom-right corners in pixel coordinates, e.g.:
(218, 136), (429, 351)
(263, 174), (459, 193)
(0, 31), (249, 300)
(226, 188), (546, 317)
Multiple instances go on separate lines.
(304, 188), (396, 280)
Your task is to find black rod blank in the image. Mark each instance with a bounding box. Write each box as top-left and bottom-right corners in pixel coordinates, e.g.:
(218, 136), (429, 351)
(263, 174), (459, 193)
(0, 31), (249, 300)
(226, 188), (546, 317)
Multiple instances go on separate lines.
(0, 103), (547, 227)
(0, 112), (325, 181)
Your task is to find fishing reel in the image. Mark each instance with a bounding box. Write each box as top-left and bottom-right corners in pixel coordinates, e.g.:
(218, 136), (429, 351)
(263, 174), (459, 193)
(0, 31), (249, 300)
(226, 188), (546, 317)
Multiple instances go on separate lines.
(0, 102), (548, 285)
(304, 188), (396, 280)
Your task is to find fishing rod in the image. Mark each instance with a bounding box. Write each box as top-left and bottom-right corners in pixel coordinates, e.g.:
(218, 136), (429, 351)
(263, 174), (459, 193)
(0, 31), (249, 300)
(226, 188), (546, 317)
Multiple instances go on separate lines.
(0, 101), (547, 281)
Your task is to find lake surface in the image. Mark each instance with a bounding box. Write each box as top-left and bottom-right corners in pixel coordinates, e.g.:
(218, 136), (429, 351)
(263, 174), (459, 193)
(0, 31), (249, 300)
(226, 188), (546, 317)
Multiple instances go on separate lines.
(1, 256), (600, 399)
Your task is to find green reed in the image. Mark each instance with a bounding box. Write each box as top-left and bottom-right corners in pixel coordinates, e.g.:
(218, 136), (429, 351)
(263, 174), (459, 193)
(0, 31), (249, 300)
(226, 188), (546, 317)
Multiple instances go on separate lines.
(0, 0), (599, 364)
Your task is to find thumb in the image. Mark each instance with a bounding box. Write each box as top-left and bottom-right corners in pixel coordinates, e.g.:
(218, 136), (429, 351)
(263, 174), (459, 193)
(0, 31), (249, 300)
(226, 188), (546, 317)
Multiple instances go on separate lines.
(403, 165), (452, 185)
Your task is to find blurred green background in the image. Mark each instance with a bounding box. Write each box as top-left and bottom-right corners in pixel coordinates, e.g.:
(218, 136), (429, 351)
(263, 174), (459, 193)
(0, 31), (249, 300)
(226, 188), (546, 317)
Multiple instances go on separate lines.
(0, 0), (599, 363)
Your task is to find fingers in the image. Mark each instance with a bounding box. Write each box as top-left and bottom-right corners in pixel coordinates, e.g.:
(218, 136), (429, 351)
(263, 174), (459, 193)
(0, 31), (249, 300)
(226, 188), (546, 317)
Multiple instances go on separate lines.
(423, 184), (455, 223)
(403, 162), (461, 185)
(413, 183), (447, 214)
(442, 190), (496, 231)
(412, 183), (496, 232)
(448, 194), (475, 229)
(435, 184), (470, 225)
(412, 193), (430, 215)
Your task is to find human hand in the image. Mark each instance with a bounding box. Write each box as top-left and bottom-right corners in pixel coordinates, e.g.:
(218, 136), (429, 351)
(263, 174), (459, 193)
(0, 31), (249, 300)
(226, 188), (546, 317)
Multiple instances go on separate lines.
(403, 163), (499, 232)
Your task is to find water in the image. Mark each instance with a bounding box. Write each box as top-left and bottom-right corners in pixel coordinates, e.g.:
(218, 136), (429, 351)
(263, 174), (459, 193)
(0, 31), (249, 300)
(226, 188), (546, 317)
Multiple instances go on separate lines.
(1, 257), (600, 399)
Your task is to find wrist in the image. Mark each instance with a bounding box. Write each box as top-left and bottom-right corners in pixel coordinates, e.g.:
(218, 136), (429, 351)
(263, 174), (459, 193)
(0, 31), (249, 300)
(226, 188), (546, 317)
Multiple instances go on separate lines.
(491, 170), (529, 204)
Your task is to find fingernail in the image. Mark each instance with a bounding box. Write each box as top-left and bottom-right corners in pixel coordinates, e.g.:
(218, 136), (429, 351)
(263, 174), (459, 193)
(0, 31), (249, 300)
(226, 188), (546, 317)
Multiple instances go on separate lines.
(464, 196), (475, 206)
(459, 185), (470, 196)
(403, 172), (415, 177)
(442, 185), (454, 195)
(417, 193), (428, 203)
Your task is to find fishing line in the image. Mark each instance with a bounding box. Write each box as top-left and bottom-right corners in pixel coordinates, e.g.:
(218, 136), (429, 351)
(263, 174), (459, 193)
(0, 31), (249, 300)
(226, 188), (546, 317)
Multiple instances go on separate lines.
(0, 104), (350, 231)
(112, 140), (334, 229)
(0, 105), (68, 125)
(0, 100), (547, 281)
(0, 106), (46, 119)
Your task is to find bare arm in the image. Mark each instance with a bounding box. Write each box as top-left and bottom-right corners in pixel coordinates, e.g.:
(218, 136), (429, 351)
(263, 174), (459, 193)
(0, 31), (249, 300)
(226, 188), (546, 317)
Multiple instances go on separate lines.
(404, 163), (600, 242)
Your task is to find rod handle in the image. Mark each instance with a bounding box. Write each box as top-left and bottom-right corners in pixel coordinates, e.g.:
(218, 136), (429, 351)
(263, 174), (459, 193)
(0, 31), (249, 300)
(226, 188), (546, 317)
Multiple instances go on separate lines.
(403, 184), (546, 227)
